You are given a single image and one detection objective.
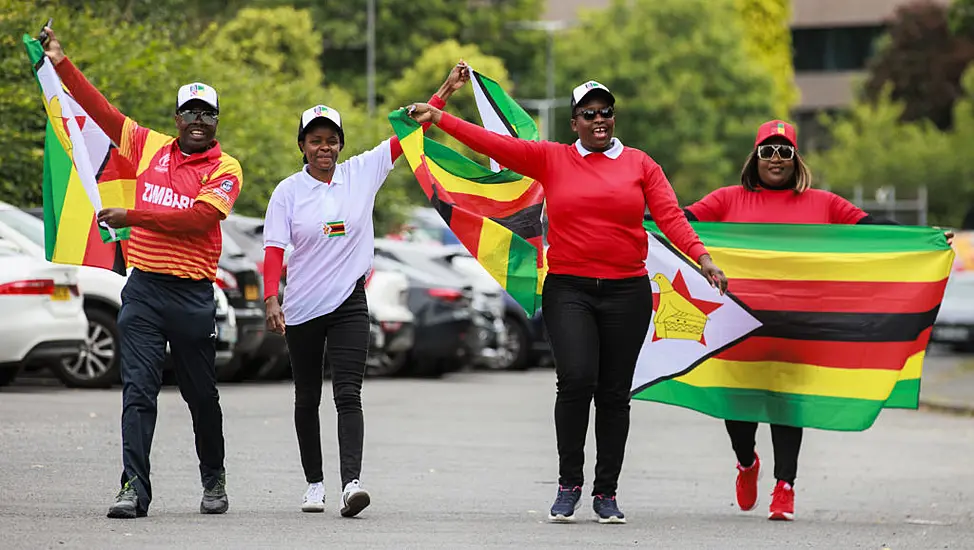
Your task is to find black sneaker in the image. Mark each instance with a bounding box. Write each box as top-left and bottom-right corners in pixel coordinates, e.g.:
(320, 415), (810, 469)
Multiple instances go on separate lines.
(548, 485), (582, 523)
(107, 479), (142, 519)
(200, 472), (229, 515)
(593, 494), (626, 524)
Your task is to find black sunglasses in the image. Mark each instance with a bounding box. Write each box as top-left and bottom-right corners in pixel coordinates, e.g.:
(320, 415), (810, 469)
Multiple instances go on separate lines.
(178, 110), (219, 125)
(575, 107), (614, 121)
(757, 144), (795, 161)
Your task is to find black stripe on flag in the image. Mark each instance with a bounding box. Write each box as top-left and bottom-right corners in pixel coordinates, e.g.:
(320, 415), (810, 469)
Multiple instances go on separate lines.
(750, 307), (940, 343)
(473, 72), (518, 139)
(490, 203), (544, 241)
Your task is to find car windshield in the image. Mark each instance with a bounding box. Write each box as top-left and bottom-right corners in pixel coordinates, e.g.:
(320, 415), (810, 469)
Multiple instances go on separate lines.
(0, 208), (45, 248)
(220, 228), (246, 258)
(944, 272), (974, 299)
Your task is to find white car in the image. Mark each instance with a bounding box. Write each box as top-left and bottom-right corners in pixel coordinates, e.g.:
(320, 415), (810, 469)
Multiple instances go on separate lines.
(0, 203), (236, 387)
(0, 242), (87, 387)
(364, 267), (415, 376)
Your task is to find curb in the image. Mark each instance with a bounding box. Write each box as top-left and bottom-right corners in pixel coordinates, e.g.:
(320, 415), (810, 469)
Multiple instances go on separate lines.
(918, 398), (974, 417)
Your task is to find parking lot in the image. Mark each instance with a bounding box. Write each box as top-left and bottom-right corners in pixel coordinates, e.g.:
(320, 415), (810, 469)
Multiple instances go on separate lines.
(3, 353), (974, 549)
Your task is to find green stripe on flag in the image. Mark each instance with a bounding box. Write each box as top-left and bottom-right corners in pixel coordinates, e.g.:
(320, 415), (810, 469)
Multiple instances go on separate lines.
(634, 380), (897, 432)
(42, 123), (73, 261)
(882, 378), (921, 409)
(645, 221), (949, 253)
(504, 234), (540, 313)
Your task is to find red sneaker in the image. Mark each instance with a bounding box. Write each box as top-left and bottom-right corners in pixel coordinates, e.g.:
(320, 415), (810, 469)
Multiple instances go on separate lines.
(768, 480), (795, 521)
(735, 452), (760, 511)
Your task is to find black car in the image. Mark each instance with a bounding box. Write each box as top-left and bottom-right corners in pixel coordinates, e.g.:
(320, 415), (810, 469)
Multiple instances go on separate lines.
(220, 216), (290, 380)
(214, 229), (267, 382)
(370, 253), (473, 377)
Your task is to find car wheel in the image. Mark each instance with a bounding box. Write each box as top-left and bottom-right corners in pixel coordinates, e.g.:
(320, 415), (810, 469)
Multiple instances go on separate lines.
(0, 365), (21, 387)
(500, 315), (531, 371)
(53, 307), (120, 389)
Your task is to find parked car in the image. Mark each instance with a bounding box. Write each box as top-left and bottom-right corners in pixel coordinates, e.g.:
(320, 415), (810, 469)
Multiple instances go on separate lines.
(430, 245), (551, 370)
(374, 238), (508, 374)
(931, 270), (974, 352)
(11, 203), (237, 385)
(214, 229), (267, 382)
(363, 267), (415, 377)
(0, 242), (87, 387)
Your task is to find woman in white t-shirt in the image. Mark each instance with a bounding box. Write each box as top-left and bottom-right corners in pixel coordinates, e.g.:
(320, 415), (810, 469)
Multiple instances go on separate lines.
(261, 64), (469, 516)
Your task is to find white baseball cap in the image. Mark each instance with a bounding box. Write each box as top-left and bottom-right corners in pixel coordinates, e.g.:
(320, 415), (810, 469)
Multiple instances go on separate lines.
(570, 80), (615, 111)
(298, 104), (344, 146)
(176, 82), (219, 112)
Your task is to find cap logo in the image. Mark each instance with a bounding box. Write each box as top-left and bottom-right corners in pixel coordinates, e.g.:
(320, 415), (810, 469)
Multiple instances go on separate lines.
(189, 84), (207, 96)
(314, 105), (328, 116)
(776, 122), (786, 135)
(585, 82), (600, 90)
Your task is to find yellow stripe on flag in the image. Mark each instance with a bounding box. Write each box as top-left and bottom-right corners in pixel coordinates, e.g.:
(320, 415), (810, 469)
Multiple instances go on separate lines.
(673, 351), (925, 401)
(425, 160), (534, 202)
(97, 178), (137, 210)
(52, 167), (95, 264)
(709, 248), (952, 283)
(478, 219), (512, 288)
(399, 126), (425, 166)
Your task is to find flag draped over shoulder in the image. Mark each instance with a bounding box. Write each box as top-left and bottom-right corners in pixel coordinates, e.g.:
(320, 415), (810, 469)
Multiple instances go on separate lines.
(23, 35), (133, 274)
(388, 70), (546, 315)
(632, 221), (955, 431)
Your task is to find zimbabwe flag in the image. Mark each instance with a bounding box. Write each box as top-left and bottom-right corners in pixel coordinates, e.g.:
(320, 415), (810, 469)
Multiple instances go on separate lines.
(388, 108), (546, 315)
(24, 35), (133, 275)
(632, 221), (954, 431)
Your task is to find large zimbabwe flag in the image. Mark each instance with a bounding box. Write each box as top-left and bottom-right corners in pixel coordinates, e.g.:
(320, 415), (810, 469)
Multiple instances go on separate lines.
(632, 221), (954, 431)
(23, 35), (133, 274)
(388, 107), (546, 315)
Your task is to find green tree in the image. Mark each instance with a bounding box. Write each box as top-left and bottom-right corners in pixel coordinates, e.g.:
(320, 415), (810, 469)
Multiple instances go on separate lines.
(811, 69), (974, 226)
(863, 1), (974, 130)
(249, 0), (545, 106)
(377, 39), (519, 206)
(551, 0), (777, 201)
(733, 0), (799, 117)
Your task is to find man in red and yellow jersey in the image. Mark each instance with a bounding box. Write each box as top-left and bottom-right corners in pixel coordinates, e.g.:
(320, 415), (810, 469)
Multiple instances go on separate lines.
(43, 27), (237, 519)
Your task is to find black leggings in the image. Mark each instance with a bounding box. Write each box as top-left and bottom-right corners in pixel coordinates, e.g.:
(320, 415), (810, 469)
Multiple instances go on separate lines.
(284, 280), (369, 487)
(542, 274), (653, 497)
(725, 420), (802, 485)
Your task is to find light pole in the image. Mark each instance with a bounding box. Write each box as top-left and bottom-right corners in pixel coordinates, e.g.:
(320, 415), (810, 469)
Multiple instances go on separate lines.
(366, 0), (376, 116)
(507, 20), (571, 141)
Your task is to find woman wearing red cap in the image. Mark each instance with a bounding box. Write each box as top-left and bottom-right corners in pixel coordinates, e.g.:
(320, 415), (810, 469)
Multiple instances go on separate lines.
(683, 119), (952, 521)
(407, 80), (728, 524)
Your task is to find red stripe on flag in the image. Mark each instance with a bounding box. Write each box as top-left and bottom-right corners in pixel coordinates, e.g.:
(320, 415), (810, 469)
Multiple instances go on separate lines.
(442, 185), (545, 219)
(80, 220), (117, 270)
(414, 156), (437, 200)
(729, 278), (948, 314)
(716, 329), (930, 370)
(447, 207), (485, 257)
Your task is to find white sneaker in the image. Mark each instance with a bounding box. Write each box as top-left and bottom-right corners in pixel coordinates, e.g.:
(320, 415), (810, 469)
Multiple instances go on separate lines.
(301, 482), (325, 513)
(340, 480), (371, 518)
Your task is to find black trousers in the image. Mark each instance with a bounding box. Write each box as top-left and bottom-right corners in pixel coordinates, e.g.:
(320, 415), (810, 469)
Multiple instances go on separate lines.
(725, 420), (803, 485)
(117, 269), (224, 514)
(284, 279), (369, 487)
(542, 274), (653, 497)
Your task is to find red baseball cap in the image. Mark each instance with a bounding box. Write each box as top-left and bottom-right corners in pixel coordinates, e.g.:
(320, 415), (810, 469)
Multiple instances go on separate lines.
(754, 120), (798, 150)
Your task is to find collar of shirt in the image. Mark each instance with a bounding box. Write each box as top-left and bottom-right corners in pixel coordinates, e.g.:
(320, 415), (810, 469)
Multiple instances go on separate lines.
(171, 140), (223, 164)
(574, 137), (623, 159)
(299, 165), (343, 188)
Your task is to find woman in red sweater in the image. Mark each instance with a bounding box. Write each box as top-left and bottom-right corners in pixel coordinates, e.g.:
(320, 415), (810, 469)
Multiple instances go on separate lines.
(683, 120), (951, 522)
(407, 81), (728, 524)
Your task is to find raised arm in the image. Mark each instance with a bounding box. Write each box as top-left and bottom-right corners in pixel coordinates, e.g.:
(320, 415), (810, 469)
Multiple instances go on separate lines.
(390, 62), (469, 161)
(42, 28), (125, 144)
(406, 103), (550, 182)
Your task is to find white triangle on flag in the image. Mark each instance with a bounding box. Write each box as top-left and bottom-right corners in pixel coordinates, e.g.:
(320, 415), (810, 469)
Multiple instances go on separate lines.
(631, 232), (763, 394)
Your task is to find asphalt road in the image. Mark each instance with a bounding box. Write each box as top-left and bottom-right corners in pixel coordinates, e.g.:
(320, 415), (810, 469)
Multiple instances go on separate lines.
(2, 366), (973, 549)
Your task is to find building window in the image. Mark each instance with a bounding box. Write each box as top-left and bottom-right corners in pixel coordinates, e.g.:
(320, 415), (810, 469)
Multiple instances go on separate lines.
(792, 26), (886, 72)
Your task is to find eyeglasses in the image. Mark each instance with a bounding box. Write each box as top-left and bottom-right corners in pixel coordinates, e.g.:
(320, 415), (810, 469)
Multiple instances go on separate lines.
(178, 110), (219, 125)
(575, 107), (614, 121)
(757, 144), (795, 161)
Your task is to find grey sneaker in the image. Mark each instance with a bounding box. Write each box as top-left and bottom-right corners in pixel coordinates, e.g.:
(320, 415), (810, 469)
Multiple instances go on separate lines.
(200, 472), (229, 515)
(107, 479), (142, 519)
